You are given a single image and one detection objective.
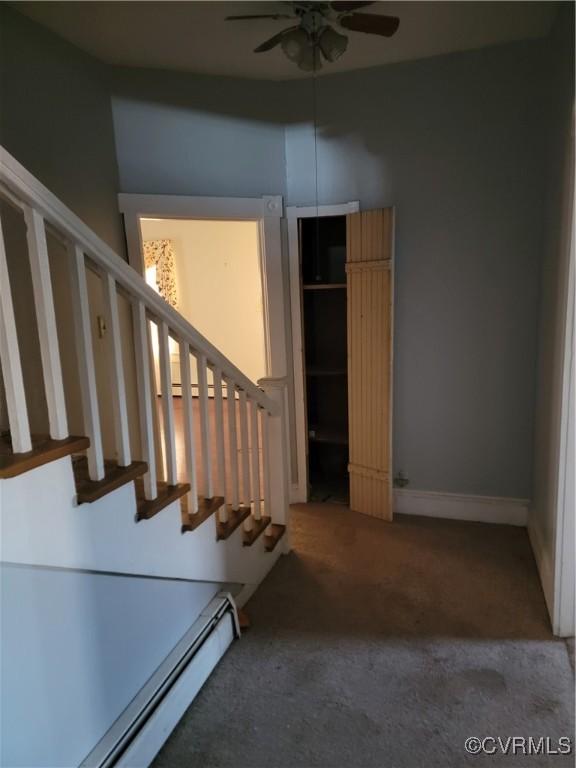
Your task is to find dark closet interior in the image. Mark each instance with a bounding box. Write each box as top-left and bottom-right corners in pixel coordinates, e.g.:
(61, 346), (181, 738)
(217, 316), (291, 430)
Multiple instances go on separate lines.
(299, 215), (349, 503)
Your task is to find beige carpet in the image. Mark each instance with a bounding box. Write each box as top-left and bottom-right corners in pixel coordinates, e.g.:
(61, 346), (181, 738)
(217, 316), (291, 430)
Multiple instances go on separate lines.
(154, 503), (575, 767)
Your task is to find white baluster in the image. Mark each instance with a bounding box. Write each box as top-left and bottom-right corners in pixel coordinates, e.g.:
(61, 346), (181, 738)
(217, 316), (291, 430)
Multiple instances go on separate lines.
(102, 273), (131, 467)
(0, 215), (32, 453)
(226, 379), (240, 511)
(133, 301), (156, 499)
(159, 320), (177, 486)
(179, 341), (198, 513)
(24, 205), (67, 440)
(213, 366), (228, 522)
(260, 407), (271, 520)
(258, 377), (290, 546)
(149, 325), (165, 483)
(196, 352), (213, 498)
(238, 389), (251, 521)
(250, 397), (261, 520)
(68, 243), (104, 480)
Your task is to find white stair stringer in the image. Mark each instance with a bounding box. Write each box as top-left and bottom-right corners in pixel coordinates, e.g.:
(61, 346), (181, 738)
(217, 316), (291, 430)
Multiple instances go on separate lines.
(0, 456), (287, 589)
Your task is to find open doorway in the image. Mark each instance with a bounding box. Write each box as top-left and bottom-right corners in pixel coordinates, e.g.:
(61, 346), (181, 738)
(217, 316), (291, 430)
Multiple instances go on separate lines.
(119, 192), (288, 501)
(136, 216), (268, 500)
(287, 202), (360, 504)
(139, 217), (267, 393)
(300, 215), (349, 505)
(118, 191), (287, 390)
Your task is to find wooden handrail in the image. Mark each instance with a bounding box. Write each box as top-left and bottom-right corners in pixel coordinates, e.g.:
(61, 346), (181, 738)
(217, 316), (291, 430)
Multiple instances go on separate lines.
(0, 146), (277, 416)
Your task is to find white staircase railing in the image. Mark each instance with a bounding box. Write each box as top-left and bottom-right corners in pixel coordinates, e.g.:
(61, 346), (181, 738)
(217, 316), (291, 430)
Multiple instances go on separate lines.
(0, 146), (289, 532)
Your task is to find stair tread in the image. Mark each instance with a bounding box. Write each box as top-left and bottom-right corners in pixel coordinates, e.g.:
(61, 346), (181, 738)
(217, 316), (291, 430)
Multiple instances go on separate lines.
(74, 457), (147, 504)
(0, 434), (90, 479)
(264, 523), (286, 552)
(217, 506), (251, 541)
(243, 516), (272, 546)
(181, 495), (225, 533)
(135, 479), (191, 521)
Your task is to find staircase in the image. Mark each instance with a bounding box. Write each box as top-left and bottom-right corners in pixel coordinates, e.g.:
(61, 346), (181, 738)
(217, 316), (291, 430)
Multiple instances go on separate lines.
(0, 146), (289, 593)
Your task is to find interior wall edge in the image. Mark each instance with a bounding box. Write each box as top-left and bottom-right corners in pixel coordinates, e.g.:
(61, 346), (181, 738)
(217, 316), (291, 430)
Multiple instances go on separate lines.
(527, 517), (555, 627)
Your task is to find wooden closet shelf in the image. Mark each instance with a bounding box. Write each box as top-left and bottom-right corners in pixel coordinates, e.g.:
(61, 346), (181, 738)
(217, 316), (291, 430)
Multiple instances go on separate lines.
(302, 283), (347, 290)
(306, 367), (347, 377)
(308, 428), (348, 446)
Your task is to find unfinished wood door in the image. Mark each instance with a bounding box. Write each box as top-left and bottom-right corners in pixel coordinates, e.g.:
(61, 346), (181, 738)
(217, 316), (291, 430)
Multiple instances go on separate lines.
(346, 208), (393, 520)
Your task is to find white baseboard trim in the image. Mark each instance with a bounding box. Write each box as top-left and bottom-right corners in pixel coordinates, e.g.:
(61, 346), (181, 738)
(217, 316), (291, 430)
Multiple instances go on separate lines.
(527, 520), (555, 622)
(81, 594), (237, 768)
(393, 489), (529, 526)
(117, 614), (234, 768)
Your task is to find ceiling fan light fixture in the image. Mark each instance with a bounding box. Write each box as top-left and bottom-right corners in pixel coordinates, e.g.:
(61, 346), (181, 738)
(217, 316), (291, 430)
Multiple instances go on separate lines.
(280, 27), (311, 63)
(318, 25), (348, 62)
(231, 2), (400, 72)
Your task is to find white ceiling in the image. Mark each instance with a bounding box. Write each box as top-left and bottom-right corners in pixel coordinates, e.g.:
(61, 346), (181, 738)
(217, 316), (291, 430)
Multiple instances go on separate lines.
(14, 1), (558, 80)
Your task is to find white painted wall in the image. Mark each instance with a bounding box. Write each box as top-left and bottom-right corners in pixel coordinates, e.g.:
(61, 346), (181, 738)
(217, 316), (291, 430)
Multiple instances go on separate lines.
(0, 455), (286, 592)
(529, 5), (575, 635)
(0, 563), (219, 768)
(140, 218), (267, 386)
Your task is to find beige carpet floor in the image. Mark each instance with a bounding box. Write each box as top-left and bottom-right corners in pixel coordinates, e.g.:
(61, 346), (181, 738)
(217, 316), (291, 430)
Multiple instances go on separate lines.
(154, 503), (575, 767)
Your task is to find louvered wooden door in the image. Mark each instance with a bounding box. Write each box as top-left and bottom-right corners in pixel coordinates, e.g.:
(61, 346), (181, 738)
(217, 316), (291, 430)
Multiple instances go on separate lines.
(346, 209), (393, 520)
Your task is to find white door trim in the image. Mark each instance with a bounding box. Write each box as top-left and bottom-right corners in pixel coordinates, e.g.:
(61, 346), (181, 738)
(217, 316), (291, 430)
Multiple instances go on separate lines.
(286, 201), (360, 503)
(118, 192), (288, 382)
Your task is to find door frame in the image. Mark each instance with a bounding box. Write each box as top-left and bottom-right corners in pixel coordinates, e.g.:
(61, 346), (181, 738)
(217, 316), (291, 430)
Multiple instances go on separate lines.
(286, 201), (360, 503)
(118, 192), (288, 382)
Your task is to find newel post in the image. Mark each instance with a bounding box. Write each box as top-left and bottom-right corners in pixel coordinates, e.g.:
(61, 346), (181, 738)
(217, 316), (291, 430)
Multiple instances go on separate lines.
(258, 376), (291, 552)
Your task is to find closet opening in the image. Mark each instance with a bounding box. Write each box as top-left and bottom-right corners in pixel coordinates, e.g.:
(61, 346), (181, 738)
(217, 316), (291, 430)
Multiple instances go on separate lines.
(289, 204), (393, 519)
(300, 215), (349, 504)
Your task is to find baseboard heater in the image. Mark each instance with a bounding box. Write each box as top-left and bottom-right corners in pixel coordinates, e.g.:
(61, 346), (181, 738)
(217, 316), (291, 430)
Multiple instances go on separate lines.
(80, 592), (240, 768)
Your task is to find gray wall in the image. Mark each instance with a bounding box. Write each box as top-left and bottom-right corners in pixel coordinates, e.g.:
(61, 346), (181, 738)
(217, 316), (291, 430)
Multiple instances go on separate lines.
(0, 7), (128, 437)
(111, 39), (550, 500)
(284, 40), (547, 499)
(112, 67), (287, 198)
(529, 4), (574, 610)
(0, 5), (124, 253)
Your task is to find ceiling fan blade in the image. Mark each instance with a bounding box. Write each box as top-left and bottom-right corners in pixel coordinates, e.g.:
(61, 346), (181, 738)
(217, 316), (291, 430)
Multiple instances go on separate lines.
(226, 14), (293, 21)
(254, 27), (298, 53)
(340, 13), (399, 37)
(330, 2), (374, 11)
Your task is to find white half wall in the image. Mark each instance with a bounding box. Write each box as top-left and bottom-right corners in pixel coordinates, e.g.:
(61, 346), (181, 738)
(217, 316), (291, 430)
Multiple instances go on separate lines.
(0, 456), (286, 587)
(0, 563), (220, 768)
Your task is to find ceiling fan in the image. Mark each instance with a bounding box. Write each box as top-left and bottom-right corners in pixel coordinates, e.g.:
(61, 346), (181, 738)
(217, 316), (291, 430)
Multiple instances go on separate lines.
(225, 2), (400, 72)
